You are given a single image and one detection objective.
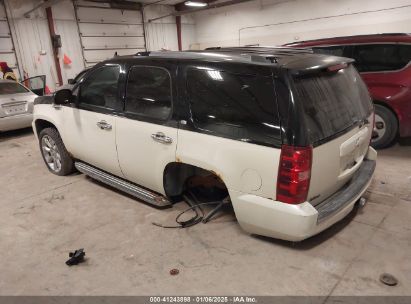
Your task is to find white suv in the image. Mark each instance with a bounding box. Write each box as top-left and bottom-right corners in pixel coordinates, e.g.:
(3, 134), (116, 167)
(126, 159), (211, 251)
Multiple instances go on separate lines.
(32, 48), (377, 241)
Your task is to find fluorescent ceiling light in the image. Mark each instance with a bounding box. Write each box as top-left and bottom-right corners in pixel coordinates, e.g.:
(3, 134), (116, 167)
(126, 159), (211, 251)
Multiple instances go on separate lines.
(185, 1), (208, 7)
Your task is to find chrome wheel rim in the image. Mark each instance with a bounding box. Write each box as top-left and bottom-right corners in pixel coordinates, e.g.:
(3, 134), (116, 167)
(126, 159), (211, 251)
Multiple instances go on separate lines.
(41, 135), (61, 172)
(372, 114), (386, 143)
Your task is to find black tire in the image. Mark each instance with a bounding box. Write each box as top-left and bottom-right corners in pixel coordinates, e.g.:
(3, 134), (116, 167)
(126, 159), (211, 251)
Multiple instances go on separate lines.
(38, 127), (75, 176)
(371, 104), (398, 149)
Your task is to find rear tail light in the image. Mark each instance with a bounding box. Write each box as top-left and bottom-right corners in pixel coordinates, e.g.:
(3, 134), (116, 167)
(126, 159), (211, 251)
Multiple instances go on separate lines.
(327, 63), (348, 72)
(276, 145), (312, 204)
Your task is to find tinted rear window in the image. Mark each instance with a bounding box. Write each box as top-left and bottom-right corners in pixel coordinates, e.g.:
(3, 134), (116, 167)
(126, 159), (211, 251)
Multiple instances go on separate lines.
(187, 67), (281, 147)
(0, 82), (29, 95)
(293, 65), (373, 144)
(353, 44), (411, 72)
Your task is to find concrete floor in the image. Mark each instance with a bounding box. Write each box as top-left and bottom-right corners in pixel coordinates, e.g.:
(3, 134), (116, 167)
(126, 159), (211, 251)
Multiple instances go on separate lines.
(0, 128), (410, 296)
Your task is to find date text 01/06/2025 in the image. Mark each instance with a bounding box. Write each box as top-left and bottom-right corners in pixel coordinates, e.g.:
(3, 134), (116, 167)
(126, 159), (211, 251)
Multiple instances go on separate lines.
(149, 296), (257, 303)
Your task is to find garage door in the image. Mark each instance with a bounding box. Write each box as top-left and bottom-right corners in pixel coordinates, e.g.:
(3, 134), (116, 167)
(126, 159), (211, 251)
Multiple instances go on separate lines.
(0, 0), (20, 79)
(74, 0), (146, 67)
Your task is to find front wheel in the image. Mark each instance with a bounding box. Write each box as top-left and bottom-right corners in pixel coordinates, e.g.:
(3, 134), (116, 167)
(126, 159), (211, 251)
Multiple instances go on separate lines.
(39, 127), (75, 176)
(371, 104), (398, 149)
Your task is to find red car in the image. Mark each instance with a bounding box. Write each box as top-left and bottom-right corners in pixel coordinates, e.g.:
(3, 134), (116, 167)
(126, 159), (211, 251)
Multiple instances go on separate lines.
(285, 33), (411, 148)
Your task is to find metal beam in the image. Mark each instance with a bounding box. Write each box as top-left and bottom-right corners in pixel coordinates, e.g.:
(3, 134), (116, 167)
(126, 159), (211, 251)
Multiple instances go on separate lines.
(77, 21), (143, 26)
(142, 0), (169, 7)
(46, 6), (63, 86)
(176, 15), (182, 51)
(75, 3), (141, 11)
(149, 0), (254, 22)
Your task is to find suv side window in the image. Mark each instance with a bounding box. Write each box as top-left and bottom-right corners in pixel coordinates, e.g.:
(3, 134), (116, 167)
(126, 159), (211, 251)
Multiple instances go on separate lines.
(352, 44), (411, 72)
(186, 67), (281, 147)
(78, 65), (120, 111)
(125, 66), (172, 121)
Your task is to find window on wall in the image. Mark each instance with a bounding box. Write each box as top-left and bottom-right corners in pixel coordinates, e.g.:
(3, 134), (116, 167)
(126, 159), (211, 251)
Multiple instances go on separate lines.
(352, 44), (411, 72)
(125, 66), (172, 121)
(78, 65), (120, 110)
(186, 67), (281, 147)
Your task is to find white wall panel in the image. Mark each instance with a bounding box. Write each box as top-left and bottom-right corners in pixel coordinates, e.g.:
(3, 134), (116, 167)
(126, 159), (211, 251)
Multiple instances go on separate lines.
(79, 23), (144, 36)
(74, 0), (145, 65)
(83, 48), (142, 67)
(76, 4), (142, 24)
(192, 0), (411, 48)
(181, 23), (196, 50)
(80, 36), (145, 49)
(143, 5), (178, 51)
(0, 36), (13, 50)
(53, 0), (85, 85)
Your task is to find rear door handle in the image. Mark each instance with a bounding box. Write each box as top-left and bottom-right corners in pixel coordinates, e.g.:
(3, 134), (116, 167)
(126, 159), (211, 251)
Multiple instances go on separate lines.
(151, 132), (173, 144)
(96, 120), (112, 130)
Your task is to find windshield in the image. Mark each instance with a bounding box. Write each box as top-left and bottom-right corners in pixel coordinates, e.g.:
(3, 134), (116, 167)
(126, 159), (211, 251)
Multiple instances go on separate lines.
(0, 82), (29, 95)
(293, 65), (373, 144)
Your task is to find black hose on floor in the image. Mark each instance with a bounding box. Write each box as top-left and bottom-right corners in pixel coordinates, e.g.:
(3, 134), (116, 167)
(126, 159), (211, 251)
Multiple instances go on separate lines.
(152, 191), (222, 229)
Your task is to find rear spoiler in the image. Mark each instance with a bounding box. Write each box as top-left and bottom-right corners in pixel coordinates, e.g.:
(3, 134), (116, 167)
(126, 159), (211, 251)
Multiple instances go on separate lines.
(288, 57), (355, 76)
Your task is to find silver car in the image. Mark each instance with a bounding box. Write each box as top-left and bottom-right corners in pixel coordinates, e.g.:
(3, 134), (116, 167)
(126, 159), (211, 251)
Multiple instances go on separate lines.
(0, 79), (39, 132)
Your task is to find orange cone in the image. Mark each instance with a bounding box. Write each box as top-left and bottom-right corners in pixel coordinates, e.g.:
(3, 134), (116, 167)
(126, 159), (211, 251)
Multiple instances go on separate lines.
(63, 54), (72, 65)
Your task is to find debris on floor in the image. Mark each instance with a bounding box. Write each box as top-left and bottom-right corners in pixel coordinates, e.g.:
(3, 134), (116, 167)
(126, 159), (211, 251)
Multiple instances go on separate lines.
(66, 248), (86, 266)
(379, 273), (398, 286)
(170, 268), (179, 276)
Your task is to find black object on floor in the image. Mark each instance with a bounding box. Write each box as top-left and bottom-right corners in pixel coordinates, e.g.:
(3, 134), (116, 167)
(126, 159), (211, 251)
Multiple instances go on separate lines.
(152, 189), (230, 229)
(379, 273), (398, 286)
(66, 248), (86, 266)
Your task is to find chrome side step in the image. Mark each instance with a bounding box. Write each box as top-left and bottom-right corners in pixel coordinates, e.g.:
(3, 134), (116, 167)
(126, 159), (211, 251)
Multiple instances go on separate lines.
(75, 162), (172, 209)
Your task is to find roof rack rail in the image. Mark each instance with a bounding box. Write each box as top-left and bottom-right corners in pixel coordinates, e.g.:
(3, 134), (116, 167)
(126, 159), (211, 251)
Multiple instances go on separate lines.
(205, 47), (222, 50)
(135, 51), (151, 56)
(204, 46), (313, 54)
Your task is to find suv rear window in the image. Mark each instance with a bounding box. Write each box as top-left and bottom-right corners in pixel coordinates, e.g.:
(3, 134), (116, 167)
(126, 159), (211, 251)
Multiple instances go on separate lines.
(293, 65), (373, 144)
(186, 67), (281, 147)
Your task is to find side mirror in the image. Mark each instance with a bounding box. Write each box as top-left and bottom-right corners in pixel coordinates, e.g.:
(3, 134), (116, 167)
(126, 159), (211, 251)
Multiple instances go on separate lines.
(54, 89), (74, 105)
(68, 78), (75, 85)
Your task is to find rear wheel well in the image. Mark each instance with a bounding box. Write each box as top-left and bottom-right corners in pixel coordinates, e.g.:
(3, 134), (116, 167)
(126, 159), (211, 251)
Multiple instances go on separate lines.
(163, 162), (229, 202)
(35, 119), (56, 136)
